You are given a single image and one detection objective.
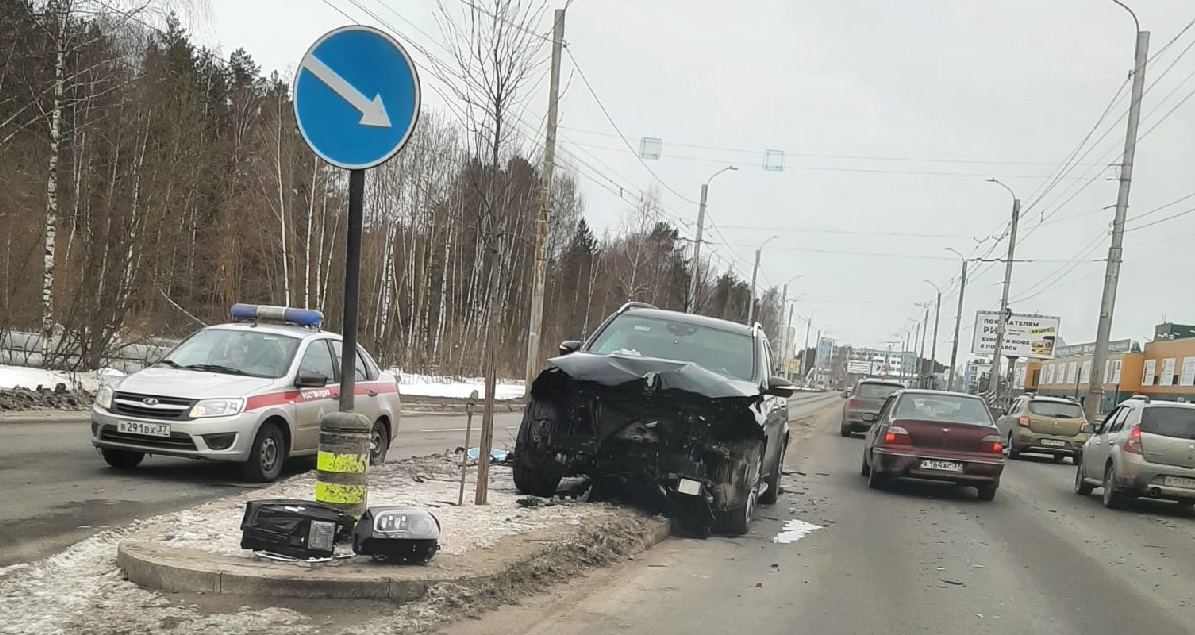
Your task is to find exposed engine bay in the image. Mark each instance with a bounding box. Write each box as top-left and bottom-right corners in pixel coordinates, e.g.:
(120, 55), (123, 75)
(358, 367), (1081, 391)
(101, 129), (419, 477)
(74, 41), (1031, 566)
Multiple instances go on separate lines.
(512, 353), (773, 536)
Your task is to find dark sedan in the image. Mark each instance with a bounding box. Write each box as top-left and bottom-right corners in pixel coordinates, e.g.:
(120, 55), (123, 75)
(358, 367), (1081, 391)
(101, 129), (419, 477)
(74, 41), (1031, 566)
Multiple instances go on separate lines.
(860, 390), (1006, 500)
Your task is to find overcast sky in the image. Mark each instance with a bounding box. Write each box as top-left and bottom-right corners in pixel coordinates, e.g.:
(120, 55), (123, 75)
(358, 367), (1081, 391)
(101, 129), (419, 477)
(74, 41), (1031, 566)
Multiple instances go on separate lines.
(185, 0), (1195, 365)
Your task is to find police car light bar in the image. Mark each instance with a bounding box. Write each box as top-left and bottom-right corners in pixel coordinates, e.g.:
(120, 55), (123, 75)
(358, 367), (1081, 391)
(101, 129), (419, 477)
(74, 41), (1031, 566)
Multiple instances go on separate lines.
(230, 303), (324, 327)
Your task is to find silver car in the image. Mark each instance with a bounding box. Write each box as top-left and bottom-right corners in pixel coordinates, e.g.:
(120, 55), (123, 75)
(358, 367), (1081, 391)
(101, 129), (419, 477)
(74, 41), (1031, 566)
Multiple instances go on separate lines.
(91, 305), (402, 482)
(841, 378), (904, 437)
(1075, 396), (1195, 509)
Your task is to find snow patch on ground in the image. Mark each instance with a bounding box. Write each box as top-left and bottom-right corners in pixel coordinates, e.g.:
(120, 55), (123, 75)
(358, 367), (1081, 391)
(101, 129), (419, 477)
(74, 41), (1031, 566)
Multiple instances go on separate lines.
(395, 371), (524, 400)
(773, 518), (822, 544)
(0, 364), (108, 392)
(149, 455), (596, 559)
(0, 522), (311, 635)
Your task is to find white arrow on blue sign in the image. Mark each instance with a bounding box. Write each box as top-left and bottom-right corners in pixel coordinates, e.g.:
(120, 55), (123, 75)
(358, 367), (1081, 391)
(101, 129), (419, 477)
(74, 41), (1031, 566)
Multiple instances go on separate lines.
(293, 25), (421, 170)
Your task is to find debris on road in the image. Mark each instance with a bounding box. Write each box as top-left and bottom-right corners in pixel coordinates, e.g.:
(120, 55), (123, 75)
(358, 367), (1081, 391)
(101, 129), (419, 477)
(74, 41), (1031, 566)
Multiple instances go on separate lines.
(773, 519), (822, 544)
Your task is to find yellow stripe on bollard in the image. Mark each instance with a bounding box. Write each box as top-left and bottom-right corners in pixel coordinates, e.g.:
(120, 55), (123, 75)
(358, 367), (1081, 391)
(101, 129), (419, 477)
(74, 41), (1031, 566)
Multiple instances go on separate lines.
(317, 450), (368, 474)
(314, 481), (367, 505)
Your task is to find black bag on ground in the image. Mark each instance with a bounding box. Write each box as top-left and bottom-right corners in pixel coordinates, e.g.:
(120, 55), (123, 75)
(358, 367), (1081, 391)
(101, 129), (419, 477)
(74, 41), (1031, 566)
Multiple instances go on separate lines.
(239, 498), (356, 559)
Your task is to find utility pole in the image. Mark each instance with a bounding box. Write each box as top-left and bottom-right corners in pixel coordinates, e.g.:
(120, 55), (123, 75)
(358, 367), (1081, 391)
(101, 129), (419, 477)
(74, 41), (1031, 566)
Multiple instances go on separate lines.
(1086, 26), (1150, 422)
(947, 253), (968, 391)
(687, 183), (709, 314)
(747, 235), (778, 324)
(930, 287), (941, 390)
(522, 9), (566, 397)
(686, 166), (737, 314)
(783, 301), (795, 378)
(986, 179), (1020, 403)
(802, 316), (812, 381)
(918, 308), (929, 388)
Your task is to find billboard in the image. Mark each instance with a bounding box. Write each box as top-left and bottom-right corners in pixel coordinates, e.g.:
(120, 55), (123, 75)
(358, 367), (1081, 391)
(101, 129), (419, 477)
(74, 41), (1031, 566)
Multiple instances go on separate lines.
(971, 311), (1061, 359)
(1055, 339), (1132, 358)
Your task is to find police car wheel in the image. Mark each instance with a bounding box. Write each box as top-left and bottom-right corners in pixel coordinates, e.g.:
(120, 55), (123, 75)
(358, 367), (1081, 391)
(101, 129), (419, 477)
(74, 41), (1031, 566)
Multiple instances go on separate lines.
(243, 422), (286, 482)
(370, 420), (389, 465)
(101, 448), (144, 469)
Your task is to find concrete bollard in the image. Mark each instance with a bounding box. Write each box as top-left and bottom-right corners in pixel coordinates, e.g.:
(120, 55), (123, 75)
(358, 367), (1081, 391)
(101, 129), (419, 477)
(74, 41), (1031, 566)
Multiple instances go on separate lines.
(314, 411), (371, 518)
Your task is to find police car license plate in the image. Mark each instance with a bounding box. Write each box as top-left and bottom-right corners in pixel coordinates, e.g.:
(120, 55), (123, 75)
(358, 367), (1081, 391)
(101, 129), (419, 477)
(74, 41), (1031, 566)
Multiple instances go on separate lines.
(117, 421), (171, 438)
(920, 459), (962, 472)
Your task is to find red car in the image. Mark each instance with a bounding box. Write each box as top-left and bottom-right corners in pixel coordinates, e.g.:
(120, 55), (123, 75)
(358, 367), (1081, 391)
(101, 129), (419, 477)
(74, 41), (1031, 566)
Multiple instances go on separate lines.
(860, 389), (1006, 500)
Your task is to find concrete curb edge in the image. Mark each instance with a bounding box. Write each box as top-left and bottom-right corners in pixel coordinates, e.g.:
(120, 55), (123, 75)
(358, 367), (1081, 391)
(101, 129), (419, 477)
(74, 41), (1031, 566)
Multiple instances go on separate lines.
(116, 515), (672, 600)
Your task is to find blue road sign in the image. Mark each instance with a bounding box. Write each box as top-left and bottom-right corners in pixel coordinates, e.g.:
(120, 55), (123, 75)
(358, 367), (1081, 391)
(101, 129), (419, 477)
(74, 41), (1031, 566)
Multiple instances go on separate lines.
(294, 25), (421, 170)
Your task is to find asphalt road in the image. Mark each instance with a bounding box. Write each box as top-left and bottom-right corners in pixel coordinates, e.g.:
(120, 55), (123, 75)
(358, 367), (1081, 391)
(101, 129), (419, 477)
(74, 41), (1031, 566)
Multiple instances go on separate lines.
(0, 410), (522, 567)
(446, 399), (1195, 635)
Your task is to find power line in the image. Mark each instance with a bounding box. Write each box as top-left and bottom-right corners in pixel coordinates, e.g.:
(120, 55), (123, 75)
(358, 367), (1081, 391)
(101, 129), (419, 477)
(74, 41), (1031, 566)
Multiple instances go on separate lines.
(1125, 205), (1195, 233)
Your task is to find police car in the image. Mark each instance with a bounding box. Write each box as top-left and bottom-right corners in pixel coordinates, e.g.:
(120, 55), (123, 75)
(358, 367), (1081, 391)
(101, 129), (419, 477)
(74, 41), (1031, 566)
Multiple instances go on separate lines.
(91, 304), (402, 482)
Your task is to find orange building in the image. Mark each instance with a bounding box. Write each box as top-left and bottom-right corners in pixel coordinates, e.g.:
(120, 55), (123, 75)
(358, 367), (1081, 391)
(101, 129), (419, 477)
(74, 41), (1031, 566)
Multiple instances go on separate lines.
(1024, 333), (1195, 413)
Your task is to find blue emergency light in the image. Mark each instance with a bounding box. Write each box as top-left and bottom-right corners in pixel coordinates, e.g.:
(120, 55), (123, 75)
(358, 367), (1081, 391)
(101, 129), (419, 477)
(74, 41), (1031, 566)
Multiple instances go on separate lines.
(230, 303), (324, 328)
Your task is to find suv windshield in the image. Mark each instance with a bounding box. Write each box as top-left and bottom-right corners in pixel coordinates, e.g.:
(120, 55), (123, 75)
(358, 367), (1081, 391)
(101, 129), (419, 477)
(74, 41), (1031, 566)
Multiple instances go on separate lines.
(1141, 406), (1195, 440)
(587, 313), (755, 381)
(894, 394), (993, 426)
(1028, 400), (1084, 419)
(858, 382), (903, 400)
(159, 328), (301, 379)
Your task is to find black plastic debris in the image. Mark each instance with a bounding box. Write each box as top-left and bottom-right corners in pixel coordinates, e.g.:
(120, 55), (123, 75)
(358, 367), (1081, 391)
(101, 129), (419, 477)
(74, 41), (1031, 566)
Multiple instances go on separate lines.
(239, 499), (356, 560)
(352, 506), (441, 564)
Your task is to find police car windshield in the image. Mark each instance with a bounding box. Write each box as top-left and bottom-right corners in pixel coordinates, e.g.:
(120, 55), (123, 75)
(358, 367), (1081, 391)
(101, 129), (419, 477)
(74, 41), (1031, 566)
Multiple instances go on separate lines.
(160, 328), (301, 379)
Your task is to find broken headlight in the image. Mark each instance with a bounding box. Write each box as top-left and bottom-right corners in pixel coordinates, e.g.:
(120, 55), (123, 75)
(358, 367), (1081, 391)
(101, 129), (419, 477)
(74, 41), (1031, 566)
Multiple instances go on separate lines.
(352, 506), (441, 563)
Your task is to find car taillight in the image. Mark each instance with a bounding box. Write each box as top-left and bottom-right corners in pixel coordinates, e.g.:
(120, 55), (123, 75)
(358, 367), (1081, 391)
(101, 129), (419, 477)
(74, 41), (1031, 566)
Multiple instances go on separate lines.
(849, 398), (860, 407)
(1124, 424), (1143, 455)
(1016, 416), (1030, 427)
(982, 434), (1004, 454)
(883, 426), (911, 446)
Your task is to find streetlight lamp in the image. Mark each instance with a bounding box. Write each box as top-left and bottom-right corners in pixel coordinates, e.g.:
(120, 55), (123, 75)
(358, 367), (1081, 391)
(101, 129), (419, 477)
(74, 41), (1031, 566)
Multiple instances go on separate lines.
(747, 234), (779, 324)
(924, 279), (942, 389)
(687, 165), (738, 313)
(985, 178), (1021, 404)
(945, 247), (968, 391)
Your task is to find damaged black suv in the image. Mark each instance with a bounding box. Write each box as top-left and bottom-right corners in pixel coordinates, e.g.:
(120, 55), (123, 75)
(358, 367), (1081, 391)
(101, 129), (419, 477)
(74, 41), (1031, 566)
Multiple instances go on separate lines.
(513, 302), (796, 536)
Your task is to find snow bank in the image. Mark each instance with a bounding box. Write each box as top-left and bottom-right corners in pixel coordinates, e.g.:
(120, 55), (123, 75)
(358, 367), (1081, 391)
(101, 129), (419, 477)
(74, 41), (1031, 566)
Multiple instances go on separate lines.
(0, 364), (106, 392)
(149, 455), (591, 558)
(395, 371), (524, 400)
(0, 522), (311, 635)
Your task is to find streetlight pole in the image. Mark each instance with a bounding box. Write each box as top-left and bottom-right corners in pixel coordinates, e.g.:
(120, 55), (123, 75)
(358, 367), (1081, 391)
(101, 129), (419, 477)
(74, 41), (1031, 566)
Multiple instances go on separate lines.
(687, 165), (737, 314)
(946, 248), (968, 391)
(1086, 3), (1150, 422)
(925, 279), (942, 390)
(986, 178), (1021, 404)
(747, 234), (779, 324)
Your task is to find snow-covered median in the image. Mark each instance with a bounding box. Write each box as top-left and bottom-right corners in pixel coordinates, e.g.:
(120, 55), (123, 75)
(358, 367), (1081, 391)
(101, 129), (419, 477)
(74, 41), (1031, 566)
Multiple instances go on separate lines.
(396, 371), (524, 400)
(148, 454), (586, 558)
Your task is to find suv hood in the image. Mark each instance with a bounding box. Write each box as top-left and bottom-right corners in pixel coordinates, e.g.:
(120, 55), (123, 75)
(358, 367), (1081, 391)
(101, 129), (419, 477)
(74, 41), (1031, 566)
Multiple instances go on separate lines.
(547, 352), (760, 399)
(113, 366), (279, 399)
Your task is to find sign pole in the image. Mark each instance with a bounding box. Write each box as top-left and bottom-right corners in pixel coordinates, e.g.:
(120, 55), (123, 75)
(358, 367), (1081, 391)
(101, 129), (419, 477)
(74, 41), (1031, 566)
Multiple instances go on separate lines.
(293, 25), (422, 518)
(340, 169), (365, 413)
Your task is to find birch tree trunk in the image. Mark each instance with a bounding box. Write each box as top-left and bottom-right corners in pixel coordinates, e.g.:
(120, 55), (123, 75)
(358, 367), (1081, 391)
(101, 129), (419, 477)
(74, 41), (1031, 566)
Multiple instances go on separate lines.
(40, 4), (68, 359)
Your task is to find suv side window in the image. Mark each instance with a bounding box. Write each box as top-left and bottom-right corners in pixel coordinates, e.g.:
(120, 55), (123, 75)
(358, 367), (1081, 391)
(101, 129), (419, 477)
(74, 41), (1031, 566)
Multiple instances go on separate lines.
(298, 339), (336, 381)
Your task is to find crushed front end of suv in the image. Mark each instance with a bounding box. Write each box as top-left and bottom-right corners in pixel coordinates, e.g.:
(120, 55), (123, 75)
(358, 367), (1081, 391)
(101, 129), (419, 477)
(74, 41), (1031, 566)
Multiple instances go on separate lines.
(512, 304), (794, 536)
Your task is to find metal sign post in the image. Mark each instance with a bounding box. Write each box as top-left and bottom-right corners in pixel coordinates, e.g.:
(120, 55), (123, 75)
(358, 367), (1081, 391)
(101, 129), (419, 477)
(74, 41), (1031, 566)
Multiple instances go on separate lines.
(293, 24), (421, 516)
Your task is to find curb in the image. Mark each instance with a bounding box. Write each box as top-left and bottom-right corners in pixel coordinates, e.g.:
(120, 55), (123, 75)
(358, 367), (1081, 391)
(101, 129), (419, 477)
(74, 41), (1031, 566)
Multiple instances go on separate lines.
(117, 513), (671, 600)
